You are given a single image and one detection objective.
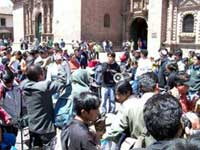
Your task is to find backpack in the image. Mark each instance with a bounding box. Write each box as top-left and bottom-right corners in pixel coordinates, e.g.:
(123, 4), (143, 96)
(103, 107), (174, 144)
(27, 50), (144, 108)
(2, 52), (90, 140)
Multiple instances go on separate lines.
(94, 63), (103, 85)
(54, 84), (74, 129)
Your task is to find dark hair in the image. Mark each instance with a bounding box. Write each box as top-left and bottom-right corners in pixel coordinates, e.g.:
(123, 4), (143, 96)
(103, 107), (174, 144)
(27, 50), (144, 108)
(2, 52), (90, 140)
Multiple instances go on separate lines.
(74, 92), (100, 116)
(1, 66), (15, 83)
(115, 80), (132, 96)
(15, 50), (22, 56)
(107, 52), (116, 58)
(164, 134), (200, 150)
(174, 72), (190, 86)
(140, 49), (148, 57)
(26, 64), (43, 81)
(143, 93), (182, 141)
(138, 72), (158, 92)
(174, 49), (183, 57)
(166, 61), (178, 72)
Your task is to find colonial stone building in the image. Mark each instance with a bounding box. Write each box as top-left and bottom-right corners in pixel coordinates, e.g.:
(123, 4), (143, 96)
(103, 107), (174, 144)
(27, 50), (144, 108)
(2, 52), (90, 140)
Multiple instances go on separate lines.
(12, 0), (200, 56)
(0, 6), (13, 39)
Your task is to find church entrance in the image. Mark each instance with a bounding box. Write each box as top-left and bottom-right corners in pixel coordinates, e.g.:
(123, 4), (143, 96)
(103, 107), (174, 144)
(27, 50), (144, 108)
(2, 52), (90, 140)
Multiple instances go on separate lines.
(35, 13), (42, 42)
(130, 17), (148, 50)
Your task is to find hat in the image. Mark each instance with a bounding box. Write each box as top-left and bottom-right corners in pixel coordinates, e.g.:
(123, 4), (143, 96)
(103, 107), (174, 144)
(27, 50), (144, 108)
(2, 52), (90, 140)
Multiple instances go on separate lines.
(175, 72), (190, 86)
(195, 53), (200, 60)
(54, 54), (62, 60)
(158, 48), (168, 56)
(174, 49), (183, 57)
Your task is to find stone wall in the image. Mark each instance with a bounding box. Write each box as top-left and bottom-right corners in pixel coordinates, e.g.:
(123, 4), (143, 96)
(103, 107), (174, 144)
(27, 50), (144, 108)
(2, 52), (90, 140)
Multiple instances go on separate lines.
(13, 2), (24, 43)
(81, 0), (123, 44)
(53, 0), (82, 43)
(147, 0), (163, 58)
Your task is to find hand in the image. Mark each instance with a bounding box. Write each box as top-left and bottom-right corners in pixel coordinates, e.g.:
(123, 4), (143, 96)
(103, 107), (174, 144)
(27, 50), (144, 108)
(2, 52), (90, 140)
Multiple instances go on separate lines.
(184, 112), (200, 135)
(5, 118), (12, 125)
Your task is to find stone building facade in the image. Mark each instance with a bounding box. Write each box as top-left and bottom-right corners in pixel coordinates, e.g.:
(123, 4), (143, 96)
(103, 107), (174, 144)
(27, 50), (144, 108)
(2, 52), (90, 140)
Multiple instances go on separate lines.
(12, 0), (200, 56)
(0, 6), (13, 39)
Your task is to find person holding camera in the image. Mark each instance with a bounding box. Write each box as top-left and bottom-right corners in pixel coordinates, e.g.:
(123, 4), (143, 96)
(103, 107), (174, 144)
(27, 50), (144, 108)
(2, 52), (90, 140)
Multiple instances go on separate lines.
(104, 72), (159, 148)
(143, 93), (183, 149)
(61, 92), (101, 150)
(169, 72), (195, 113)
(143, 93), (200, 150)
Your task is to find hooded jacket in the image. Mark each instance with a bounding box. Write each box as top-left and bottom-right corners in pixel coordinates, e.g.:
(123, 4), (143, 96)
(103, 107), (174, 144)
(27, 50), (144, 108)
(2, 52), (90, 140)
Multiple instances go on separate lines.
(71, 69), (91, 97)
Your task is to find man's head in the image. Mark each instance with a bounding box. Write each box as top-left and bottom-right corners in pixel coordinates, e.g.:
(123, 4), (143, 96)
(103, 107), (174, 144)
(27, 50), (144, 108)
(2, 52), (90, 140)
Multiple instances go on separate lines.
(174, 72), (190, 95)
(158, 48), (168, 58)
(107, 52), (116, 64)
(115, 80), (132, 103)
(166, 61), (178, 73)
(193, 53), (200, 65)
(1, 67), (15, 88)
(26, 64), (44, 82)
(174, 49), (183, 61)
(74, 92), (100, 123)
(138, 72), (158, 93)
(54, 53), (63, 64)
(140, 49), (148, 58)
(143, 93), (183, 141)
(39, 48), (48, 59)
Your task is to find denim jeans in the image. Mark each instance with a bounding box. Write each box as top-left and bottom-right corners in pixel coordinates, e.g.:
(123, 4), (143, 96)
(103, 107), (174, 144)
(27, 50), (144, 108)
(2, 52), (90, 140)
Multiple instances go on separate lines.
(101, 87), (115, 113)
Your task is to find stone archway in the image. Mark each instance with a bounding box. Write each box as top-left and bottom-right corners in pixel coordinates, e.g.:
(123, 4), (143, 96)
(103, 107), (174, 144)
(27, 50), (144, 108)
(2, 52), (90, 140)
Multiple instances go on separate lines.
(130, 17), (148, 50)
(35, 12), (42, 42)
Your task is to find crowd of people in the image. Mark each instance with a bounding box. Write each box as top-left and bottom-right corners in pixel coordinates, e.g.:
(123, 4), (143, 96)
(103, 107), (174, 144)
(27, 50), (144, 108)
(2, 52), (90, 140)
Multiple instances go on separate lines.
(0, 37), (200, 150)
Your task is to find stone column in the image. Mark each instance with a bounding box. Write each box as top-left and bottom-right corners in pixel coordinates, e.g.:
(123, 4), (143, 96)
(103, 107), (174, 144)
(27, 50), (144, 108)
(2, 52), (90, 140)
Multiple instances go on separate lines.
(25, 9), (28, 37)
(130, 0), (133, 12)
(47, 4), (51, 33)
(172, 6), (178, 43)
(197, 11), (200, 44)
(147, 0), (163, 58)
(29, 9), (32, 35)
(166, 0), (173, 44)
(32, 8), (36, 40)
(27, 9), (29, 36)
(41, 7), (45, 41)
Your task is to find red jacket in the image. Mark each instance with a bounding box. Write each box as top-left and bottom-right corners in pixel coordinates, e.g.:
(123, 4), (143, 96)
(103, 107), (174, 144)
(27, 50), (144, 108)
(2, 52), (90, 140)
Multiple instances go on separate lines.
(0, 107), (10, 123)
(180, 95), (195, 113)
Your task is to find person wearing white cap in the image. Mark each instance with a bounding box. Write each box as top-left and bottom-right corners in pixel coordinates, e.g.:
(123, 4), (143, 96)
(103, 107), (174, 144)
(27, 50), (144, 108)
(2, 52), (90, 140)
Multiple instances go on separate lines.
(46, 53), (71, 85)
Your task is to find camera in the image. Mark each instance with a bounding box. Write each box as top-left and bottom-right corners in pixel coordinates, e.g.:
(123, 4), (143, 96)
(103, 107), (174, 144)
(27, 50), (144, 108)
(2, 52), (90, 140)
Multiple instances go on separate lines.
(182, 115), (192, 129)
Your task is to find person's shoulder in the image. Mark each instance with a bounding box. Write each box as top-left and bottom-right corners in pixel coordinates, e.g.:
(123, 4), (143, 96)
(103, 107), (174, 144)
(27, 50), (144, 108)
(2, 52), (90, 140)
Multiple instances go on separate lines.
(123, 95), (138, 107)
(66, 120), (89, 137)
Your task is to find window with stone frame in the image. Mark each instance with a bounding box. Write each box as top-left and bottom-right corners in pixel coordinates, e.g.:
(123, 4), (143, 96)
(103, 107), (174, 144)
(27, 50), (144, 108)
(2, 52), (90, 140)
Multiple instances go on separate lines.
(104, 14), (111, 28)
(182, 14), (194, 33)
(0, 18), (6, 27)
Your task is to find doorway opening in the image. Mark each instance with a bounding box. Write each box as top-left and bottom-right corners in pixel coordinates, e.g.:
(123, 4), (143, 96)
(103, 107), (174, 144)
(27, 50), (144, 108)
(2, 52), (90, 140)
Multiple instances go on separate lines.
(130, 17), (148, 50)
(35, 13), (42, 42)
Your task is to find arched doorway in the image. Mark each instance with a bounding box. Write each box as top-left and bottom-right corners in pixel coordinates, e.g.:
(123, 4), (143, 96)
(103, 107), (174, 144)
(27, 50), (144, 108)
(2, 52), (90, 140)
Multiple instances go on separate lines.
(130, 17), (148, 50)
(35, 13), (42, 42)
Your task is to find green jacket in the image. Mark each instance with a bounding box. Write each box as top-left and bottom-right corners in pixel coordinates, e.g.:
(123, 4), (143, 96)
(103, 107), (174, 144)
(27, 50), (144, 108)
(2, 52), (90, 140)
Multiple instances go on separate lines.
(105, 92), (156, 147)
(189, 65), (200, 92)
